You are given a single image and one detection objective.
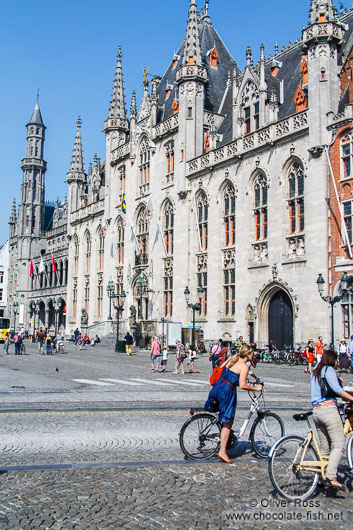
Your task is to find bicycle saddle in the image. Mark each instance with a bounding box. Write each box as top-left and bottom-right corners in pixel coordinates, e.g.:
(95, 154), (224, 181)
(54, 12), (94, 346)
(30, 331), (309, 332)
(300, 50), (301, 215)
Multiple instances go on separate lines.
(293, 412), (313, 421)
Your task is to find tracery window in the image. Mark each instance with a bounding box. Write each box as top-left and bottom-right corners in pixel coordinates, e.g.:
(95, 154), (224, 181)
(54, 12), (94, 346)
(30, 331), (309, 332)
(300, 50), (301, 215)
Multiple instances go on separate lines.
(164, 276), (173, 318)
(223, 185), (235, 247)
(197, 272), (207, 317)
(85, 232), (91, 273)
(341, 291), (353, 339)
(117, 219), (125, 264)
(166, 141), (174, 176)
(288, 161), (304, 234)
(163, 202), (174, 256)
(98, 230), (105, 271)
(136, 208), (149, 266)
(241, 81), (260, 134)
(224, 269), (235, 317)
(342, 134), (353, 178)
(344, 201), (353, 243)
(97, 274), (103, 319)
(119, 166), (126, 198)
(253, 173), (268, 241)
(197, 193), (208, 252)
(139, 137), (150, 195)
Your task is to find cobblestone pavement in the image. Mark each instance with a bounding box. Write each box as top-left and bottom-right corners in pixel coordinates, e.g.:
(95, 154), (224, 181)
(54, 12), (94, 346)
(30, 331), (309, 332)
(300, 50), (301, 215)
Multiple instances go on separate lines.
(1, 343), (353, 528)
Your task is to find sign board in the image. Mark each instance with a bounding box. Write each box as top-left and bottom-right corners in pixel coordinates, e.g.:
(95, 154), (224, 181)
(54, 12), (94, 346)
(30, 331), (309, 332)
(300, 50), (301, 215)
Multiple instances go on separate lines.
(167, 322), (182, 346)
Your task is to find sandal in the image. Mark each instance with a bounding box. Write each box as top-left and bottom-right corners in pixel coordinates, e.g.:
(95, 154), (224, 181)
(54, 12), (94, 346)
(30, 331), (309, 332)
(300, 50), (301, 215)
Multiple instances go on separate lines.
(323, 478), (345, 491)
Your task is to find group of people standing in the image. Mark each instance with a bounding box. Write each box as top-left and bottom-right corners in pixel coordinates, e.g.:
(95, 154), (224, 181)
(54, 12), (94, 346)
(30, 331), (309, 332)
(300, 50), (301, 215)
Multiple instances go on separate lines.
(305, 335), (353, 375)
(149, 338), (196, 374)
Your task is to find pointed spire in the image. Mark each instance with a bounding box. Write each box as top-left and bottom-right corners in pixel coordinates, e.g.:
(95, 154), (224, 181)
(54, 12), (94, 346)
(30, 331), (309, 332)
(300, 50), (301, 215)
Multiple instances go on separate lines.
(67, 116), (86, 182)
(27, 101), (45, 127)
(260, 44), (266, 90)
(246, 46), (253, 67)
(183, 0), (202, 66)
(130, 90), (137, 119)
(9, 198), (16, 222)
(108, 45), (127, 120)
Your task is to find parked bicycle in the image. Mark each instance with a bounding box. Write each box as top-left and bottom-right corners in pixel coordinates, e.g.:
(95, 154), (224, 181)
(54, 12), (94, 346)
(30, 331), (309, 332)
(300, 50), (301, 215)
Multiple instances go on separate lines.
(179, 381), (284, 460)
(268, 403), (353, 501)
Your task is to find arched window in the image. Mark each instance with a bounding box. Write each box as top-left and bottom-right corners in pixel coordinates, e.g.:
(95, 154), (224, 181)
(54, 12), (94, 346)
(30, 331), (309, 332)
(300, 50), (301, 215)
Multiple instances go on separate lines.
(136, 208), (149, 266)
(253, 173), (268, 241)
(98, 229), (105, 271)
(288, 161), (304, 234)
(342, 134), (353, 178)
(139, 137), (150, 195)
(85, 232), (91, 273)
(97, 273), (103, 319)
(241, 81), (259, 134)
(117, 219), (125, 264)
(197, 192), (208, 252)
(163, 202), (174, 256)
(223, 184), (235, 248)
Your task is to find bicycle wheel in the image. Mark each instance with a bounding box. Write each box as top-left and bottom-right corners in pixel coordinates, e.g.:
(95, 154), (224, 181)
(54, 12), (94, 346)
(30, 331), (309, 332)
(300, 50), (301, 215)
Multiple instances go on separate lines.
(347, 434), (353, 470)
(179, 413), (221, 460)
(250, 412), (285, 458)
(287, 354), (296, 366)
(268, 435), (319, 501)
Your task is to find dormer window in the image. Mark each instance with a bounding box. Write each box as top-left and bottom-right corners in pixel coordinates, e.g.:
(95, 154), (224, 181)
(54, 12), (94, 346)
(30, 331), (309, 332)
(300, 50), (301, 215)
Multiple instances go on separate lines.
(172, 59), (178, 69)
(271, 67), (278, 77)
(319, 14), (325, 22)
(320, 69), (326, 81)
(241, 81), (260, 134)
(172, 99), (179, 114)
(210, 47), (219, 67)
(188, 56), (194, 66)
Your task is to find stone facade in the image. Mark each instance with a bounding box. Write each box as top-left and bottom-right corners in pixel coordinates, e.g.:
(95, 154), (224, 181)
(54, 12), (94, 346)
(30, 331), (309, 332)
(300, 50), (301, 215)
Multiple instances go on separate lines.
(9, 1), (353, 347)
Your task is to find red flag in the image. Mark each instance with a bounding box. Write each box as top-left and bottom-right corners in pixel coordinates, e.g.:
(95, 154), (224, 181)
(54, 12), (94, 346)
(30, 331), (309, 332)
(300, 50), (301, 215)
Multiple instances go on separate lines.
(52, 256), (57, 273)
(29, 259), (34, 277)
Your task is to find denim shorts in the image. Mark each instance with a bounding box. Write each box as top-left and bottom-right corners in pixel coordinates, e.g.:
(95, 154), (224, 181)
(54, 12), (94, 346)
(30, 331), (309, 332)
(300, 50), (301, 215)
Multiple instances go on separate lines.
(151, 354), (161, 363)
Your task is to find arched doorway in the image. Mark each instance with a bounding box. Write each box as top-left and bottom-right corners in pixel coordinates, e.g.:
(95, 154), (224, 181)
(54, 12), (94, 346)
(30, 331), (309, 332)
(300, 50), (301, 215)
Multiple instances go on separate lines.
(268, 291), (293, 349)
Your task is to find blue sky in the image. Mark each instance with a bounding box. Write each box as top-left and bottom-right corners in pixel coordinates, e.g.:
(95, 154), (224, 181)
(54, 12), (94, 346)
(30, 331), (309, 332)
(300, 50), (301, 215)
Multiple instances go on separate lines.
(0, 0), (345, 243)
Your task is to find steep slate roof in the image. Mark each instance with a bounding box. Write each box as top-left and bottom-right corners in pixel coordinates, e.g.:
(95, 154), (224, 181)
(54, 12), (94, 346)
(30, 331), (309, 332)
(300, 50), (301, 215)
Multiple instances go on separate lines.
(27, 102), (45, 127)
(156, 16), (237, 123)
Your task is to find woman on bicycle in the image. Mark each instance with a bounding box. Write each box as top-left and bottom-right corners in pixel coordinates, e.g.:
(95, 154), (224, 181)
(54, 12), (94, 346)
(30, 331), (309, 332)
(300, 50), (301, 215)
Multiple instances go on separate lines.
(311, 349), (353, 489)
(204, 344), (262, 464)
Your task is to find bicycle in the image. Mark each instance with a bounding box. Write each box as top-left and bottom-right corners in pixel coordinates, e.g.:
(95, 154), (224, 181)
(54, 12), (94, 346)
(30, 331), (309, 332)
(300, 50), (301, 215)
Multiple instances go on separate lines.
(179, 381), (284, 460)
(268, 404), (353, 501)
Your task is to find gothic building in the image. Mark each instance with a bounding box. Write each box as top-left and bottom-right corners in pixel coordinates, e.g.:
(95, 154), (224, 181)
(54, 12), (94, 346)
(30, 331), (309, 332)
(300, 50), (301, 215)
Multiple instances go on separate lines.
(8, 0), (353, 347)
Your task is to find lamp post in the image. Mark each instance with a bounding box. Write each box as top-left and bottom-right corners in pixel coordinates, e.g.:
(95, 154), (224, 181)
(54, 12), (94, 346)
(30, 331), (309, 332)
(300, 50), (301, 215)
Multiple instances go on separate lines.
(114, 290), (126, 353)
(13, 302), (19, 333)
(316, 272), (350, 349)
(106, 277), (116, 320)
(136, 272), (148, 320)
(184, 286), (204, 346)
(54, 297), (63, 335)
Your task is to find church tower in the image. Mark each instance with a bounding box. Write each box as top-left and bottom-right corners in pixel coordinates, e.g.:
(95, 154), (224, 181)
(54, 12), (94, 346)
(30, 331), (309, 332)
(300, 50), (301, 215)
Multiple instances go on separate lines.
(303, 0), (344, 150)
(176, 0), (208, 161)
(17, 101), (47, 237)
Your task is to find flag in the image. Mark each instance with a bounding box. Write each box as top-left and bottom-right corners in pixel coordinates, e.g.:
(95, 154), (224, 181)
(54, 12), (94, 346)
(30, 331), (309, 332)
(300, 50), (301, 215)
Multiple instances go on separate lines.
(121, 194), (126, 214)
(52, 255), (57, 273)
(29, 259), (34, 277)
(130, 226), (136, 243)
(39, 256), (45, 273)
(143, 196), (153, 219)
(102, 217), (107, 231)
(110, 242), (114, 258)
(152, 225), (161, 251)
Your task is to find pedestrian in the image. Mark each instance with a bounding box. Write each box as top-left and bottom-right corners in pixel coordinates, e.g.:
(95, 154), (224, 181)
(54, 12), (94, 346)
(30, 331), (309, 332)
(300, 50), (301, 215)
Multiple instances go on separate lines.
(304, 339), (315, 374)
(124, 331), (134, 356)
(13, 332), (20, 355)
(74, 328), (79, 345)
(150, 336), (162, 372)
(350, 335), (353, 373)
(188, 344), (197, 373)
(77, 332), (82, 350)
(235, 335), (244, 349)
(311, 350), (353, 489)
(161, 345), (168, 372)
(4, 331), (11, 354)
(16, 332), (23, 354)
(56, 331), (63, 353)
(338, 338), (349, 372)
(209, 339), (223, 369)
(174, 340), (187, 375)
(37, 328), (46, 354)
(204, 344), (262, 464)
(46, 335), (53, 355)
(315, 336), (324, 366)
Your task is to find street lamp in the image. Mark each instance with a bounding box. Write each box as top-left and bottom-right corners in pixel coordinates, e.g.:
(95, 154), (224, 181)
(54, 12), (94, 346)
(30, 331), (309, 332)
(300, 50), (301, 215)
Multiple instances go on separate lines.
(114, 290), (126, 353)
(54, 297), (63, 335)
(136, 272), (148, 320)
(316, 272), (350, 349)
(184, 285), (204, 346)
(30, 301), (39, 341)
(13, 302), (19, 332)
(106, 277), (116, 320)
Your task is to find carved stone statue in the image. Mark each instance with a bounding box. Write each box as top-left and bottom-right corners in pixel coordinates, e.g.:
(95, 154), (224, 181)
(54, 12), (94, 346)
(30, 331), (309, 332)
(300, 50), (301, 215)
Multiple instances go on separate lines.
(81, 308), (88, 326)
(129, 305), (137, 326)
